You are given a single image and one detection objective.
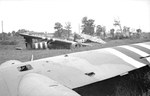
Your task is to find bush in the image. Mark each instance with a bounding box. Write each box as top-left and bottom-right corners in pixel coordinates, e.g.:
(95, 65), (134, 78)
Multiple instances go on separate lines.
(0, 40), (18, 45)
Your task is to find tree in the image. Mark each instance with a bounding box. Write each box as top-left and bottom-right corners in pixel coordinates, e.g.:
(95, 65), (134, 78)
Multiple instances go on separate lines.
(136, 28), (142, 34)
(17, 29), (28, 33)
(113, 18), (125, 39)
(82, 16), (88, 25)
(61, 29), (70, 39)
(12, 31), (16, 36)
(123, 26), (130, 38)
(7, 32), (11, 36)
(0, 32), (8, 40)
(53, 22), (73, 39)
(95, 25), (106, 39)
(113, 19), (122, 33)
(81, 17), (95, 35)
(136, 28), (142, 38)
(96, 25), (103, 36)
(16, 29), (29, 36)
(102, 26), (106, 38)
(54, 22), (63, 30)
(64, 22), (72, 39)
(110, 28), (115, 39)
(54, 22), (63, 38)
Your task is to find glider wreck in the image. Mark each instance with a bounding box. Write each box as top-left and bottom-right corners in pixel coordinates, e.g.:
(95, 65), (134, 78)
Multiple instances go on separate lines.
(78, 33), (106, 44)
(0, 42), (150, 96)
(19, 32), (93, 50)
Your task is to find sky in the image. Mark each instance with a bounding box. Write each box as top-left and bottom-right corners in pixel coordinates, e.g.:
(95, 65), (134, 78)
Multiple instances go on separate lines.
(0, 0), (150, 33)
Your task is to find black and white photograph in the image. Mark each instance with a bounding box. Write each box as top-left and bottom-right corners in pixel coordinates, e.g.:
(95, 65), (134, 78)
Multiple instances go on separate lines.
(0, 0), (150, 96)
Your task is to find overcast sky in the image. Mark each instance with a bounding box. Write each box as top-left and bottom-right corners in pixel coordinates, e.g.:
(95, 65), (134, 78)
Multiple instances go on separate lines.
(0, 0), (150, 33)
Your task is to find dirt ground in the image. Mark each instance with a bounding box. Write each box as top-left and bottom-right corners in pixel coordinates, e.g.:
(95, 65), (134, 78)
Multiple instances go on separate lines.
(0, 33), (150, 64)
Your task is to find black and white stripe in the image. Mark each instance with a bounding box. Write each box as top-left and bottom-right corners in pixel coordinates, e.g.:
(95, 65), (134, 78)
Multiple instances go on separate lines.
(32, 42), (48, 49)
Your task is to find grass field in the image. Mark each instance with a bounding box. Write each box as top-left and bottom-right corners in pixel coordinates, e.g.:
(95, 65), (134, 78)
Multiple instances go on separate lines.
(0, 33), (150, 64)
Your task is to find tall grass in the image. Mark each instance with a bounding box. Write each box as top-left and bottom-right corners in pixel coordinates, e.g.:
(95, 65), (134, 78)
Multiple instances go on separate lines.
(0, 40), (18, 45)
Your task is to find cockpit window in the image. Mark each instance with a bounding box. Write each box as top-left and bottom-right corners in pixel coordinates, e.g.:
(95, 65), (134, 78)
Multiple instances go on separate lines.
(17, 64), (33, 72)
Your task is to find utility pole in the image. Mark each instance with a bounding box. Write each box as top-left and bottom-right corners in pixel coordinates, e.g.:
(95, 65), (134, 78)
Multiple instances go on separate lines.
(1, 20), (4, 40)
(1, 21), (3, 33)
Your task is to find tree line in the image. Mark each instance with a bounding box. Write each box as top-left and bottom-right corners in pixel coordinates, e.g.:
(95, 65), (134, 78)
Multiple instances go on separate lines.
(53, 16), (107, 40)
(53, 16), (142, 40)
(0, 16), (142, 40)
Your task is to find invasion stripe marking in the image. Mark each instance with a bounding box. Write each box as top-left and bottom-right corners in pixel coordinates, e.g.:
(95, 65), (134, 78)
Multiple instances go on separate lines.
(134, 43), (150, 50)
(133, 43), (150, 63)
(35, 43), (38, 49)
(114, 47), (148, 64)
(40, 42), (43, 49)
(44, 42), (48, 49)
(130, 45), (150, 54)
(113, 47), (149, 64)
(119, 46), (149, 57)
(120, 45), (150, 64)
(104, 48), (145, 68)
